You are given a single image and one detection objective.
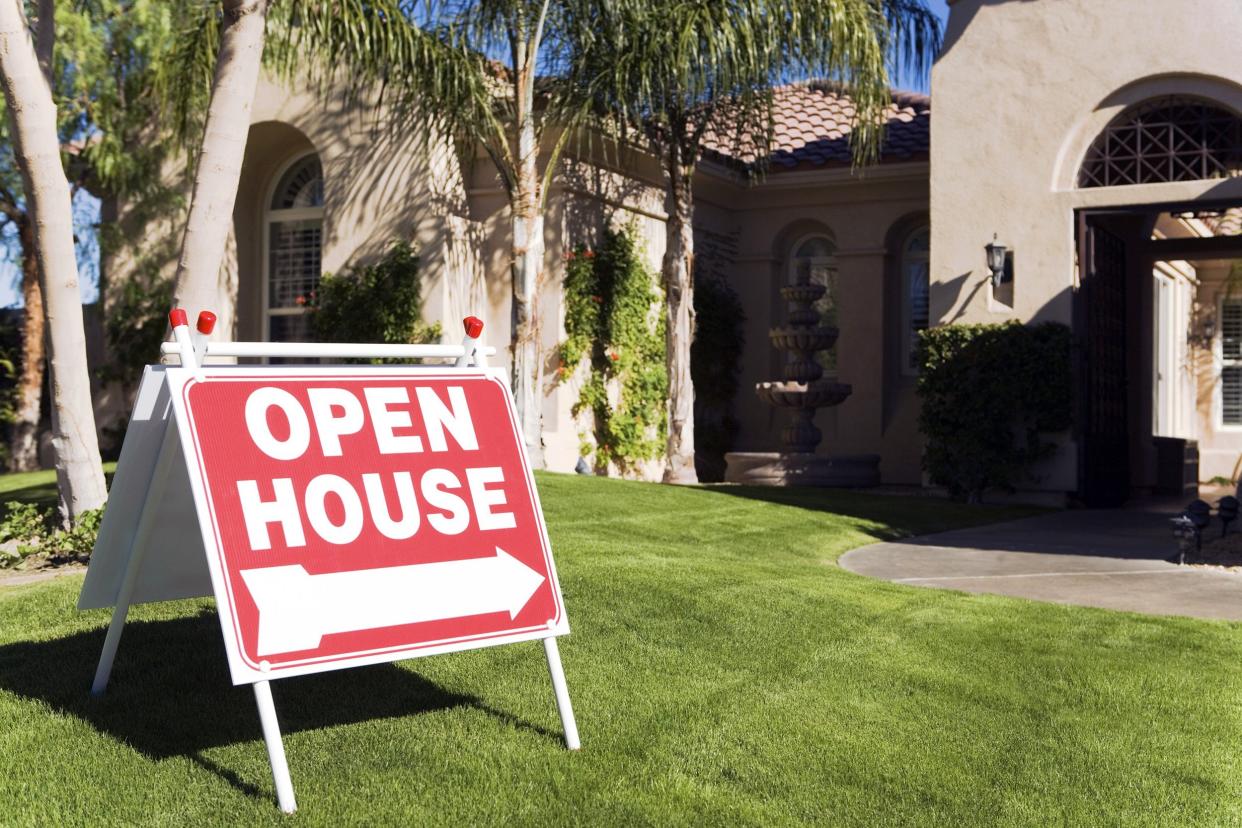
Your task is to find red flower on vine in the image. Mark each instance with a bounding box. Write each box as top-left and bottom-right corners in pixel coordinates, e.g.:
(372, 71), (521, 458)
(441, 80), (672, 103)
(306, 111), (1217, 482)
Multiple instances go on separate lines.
(584, 249), (595, 259)
(591, 295), (602, 304)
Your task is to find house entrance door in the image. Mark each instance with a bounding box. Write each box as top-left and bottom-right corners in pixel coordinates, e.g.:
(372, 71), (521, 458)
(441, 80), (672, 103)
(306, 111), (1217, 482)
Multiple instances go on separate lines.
(1078, 217), (1130, 507)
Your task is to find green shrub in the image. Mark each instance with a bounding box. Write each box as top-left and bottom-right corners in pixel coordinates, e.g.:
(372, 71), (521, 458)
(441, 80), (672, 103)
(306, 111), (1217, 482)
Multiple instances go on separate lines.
(311, 242), (440, 362)
(0, 500), (50, 542)
(691, 274), (745, 482)
(917, 321), (1072, 501)
(102, 266), (174, 391)
(41, 507), (104, 560)
(559, 226), (667, 474)
(0, 501), (104, 568)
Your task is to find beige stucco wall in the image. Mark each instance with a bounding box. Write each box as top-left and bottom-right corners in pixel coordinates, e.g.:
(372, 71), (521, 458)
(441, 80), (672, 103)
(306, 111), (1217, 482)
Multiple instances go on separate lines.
(237, 75), (475, 344)
(101, 67), (931, 483)
(931, 0), (1242, 498)
(224, 78), (933, 482)
(232, 78), (682, 478)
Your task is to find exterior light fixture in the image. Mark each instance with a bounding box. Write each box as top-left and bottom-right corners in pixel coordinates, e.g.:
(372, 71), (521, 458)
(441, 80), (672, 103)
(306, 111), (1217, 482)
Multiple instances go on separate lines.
(985, 234), (1008, 287)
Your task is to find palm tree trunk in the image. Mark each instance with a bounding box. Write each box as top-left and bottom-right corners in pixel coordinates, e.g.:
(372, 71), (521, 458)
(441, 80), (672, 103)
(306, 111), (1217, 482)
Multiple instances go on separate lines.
(662, 143), (698, 484)
(511, 182), (545, 469)
(0, 0), (107, 520)
(170, 0), (268, 336)
(508, 16), (545, 468)
(10, 218), (45, 472)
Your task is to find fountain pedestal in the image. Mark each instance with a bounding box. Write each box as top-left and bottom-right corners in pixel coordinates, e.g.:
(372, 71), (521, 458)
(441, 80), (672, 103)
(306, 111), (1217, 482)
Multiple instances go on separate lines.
(724, 271), (879, 487)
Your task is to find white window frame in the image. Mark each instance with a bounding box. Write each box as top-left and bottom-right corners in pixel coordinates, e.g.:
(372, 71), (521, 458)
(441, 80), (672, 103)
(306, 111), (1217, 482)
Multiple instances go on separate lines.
(262, 152), (324, 343)
(1217, 294), (1242, 431)
(900, 225), (930, 376)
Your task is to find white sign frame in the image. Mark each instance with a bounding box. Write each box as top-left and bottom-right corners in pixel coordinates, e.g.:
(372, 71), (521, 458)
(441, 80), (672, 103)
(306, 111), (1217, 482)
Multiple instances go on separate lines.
(80, 317), (580, 814)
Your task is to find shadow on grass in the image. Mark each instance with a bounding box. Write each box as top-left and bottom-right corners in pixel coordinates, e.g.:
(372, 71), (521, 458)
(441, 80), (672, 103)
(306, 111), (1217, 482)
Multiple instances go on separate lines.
(0, 610), (557, 800)
(704, 483), (1044, 541)
(0, 471), (117, 515)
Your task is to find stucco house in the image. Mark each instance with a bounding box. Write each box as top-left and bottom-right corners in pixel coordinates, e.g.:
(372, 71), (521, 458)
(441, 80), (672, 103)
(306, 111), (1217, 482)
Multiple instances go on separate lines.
(111, 0), (1242, 505)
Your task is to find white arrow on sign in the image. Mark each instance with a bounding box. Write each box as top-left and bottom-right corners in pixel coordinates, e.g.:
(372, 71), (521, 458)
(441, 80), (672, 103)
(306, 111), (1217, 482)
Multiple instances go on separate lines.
(238, 547), (546, 656)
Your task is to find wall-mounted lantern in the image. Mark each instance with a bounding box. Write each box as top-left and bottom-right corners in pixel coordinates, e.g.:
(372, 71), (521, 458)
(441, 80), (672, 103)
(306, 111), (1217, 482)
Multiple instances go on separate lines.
(985, 234), (1008, 288)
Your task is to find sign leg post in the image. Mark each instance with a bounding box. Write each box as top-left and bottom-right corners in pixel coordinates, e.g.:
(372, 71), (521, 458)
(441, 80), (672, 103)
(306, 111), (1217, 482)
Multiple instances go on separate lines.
(253, 679), (298, 813)
(91, 424), (178, 696)
(542, 636), (580, 750)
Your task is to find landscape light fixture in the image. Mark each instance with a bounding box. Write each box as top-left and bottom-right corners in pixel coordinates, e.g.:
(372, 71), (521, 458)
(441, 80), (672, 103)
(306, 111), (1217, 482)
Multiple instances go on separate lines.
(985, 234), (1008, 287)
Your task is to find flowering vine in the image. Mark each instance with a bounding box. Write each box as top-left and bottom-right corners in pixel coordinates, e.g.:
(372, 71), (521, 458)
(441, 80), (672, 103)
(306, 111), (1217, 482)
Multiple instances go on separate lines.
(559, 226), (667, 473)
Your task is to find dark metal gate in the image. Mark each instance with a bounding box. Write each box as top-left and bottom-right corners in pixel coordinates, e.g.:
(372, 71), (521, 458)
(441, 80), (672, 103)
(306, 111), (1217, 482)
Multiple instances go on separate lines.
(1077, 216), (1130, 507)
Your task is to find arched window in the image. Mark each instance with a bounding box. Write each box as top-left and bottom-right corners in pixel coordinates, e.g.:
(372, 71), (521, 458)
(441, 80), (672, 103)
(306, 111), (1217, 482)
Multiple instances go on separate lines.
(900, 226), (930, 374)
(1078, 97), (1242, 188)
(789, 234), (838, 375)
(264, 154), (324, 342)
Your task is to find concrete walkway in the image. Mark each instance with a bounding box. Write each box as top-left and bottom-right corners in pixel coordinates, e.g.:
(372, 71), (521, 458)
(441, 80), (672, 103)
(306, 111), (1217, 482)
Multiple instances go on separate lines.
(840, 508), (1242, 621)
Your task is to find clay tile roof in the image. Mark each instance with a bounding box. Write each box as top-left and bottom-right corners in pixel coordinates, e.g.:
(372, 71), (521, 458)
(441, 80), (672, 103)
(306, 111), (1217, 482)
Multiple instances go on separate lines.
(700, 82), (930, 172)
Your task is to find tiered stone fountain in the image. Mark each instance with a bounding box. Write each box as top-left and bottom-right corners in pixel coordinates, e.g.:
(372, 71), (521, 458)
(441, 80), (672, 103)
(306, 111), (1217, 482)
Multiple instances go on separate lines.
(724, 265), (880, 487)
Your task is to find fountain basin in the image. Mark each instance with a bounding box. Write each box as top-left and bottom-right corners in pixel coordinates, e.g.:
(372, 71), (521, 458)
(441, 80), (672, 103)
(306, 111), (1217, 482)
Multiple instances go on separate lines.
(780, 284), (826, 304)
(769, 327), (839, 352)
(755, 380), (852, 409)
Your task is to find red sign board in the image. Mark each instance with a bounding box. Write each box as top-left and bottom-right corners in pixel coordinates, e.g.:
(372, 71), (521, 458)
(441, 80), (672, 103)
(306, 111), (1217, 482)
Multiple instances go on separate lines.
(168, 368), (567, 683)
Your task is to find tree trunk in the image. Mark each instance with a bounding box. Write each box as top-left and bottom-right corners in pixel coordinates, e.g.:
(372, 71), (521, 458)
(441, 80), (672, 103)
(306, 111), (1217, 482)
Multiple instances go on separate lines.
(10, 218), (44, 472)
(170, 0), (268, 337)
(661, 144), (698, 484)
(510, 192), (545, 469)
(508, 18), (545, 468)
(0, 0), (108, 521)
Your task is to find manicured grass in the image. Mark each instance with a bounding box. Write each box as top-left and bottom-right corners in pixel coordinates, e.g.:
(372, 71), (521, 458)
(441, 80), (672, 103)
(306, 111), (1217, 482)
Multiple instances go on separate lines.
(0, 463), (117, 514)
(1, 474), (1239, 826)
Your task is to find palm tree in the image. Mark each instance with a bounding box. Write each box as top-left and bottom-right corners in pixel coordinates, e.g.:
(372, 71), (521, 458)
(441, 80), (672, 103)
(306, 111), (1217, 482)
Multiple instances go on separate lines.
(166, 1), (601, 469)
(0, 0), (108, 521)
(590, 0), (941, 483)
(165, 0), (461, 343)
(166, 0), (271, 338)
(413, 0), (603, 468)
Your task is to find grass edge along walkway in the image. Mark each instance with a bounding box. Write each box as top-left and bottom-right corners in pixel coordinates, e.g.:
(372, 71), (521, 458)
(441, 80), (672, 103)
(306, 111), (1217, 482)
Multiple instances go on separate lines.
(1, 472), (1239, 826)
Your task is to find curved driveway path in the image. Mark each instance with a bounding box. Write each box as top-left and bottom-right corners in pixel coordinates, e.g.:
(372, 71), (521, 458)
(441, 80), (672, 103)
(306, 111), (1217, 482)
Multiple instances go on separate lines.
(840, 509), (1242, 621)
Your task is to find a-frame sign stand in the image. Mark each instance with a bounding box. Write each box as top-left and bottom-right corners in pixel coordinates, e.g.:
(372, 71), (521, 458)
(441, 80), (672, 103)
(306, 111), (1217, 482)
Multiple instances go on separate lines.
(81, 310), (580, 814)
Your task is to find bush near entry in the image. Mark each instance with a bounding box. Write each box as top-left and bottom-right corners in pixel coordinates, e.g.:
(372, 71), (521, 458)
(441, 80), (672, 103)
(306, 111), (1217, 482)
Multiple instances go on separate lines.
(917, 321), (1072, 502)
(311, 242), (440, 360)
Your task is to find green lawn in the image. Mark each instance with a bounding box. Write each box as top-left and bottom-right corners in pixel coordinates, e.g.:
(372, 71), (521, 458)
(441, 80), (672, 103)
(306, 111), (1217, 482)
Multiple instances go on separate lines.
(1, 473), (1239, 826)
(0, 462), (116, 515)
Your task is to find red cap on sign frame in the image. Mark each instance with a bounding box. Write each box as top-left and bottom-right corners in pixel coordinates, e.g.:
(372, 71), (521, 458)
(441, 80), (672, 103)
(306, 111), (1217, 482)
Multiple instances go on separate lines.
(169, 308), (188, 328)
(464, 316), (484, 338)
(197, 311), (217, 334)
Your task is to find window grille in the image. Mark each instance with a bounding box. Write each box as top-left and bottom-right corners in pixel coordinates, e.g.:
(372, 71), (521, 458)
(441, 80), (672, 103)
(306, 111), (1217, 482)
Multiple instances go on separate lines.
(265, 155), (324, 344)
(1223, 299), (1242, 425)
(902, 226), (930, 373)
(268, 220), (322, 311)
(271, 157), (324, 210)
(1079, 97), (1242, 188)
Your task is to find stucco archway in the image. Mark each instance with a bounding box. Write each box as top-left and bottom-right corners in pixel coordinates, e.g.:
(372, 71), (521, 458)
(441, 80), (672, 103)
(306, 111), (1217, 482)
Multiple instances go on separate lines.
(234, 121), (321, 342)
